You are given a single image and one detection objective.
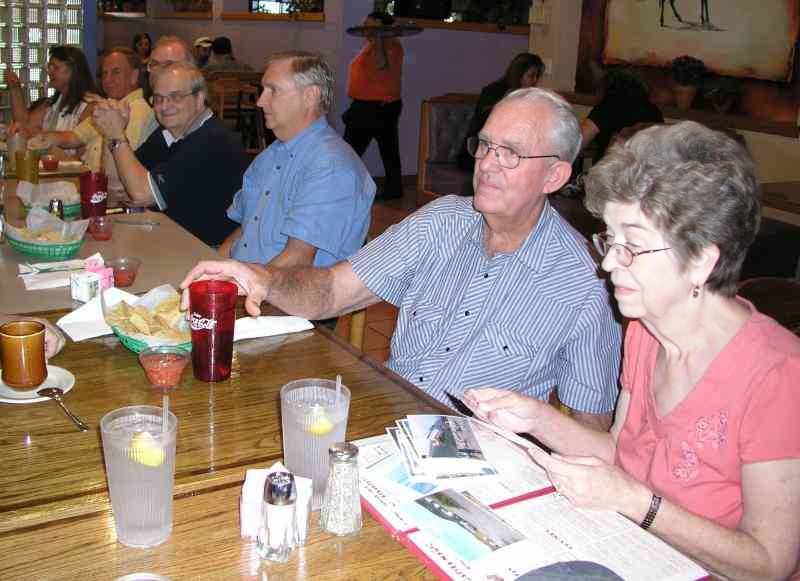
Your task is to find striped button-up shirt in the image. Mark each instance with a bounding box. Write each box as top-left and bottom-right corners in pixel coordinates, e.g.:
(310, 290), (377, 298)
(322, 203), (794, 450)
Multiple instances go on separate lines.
(349, 195), (621, 413)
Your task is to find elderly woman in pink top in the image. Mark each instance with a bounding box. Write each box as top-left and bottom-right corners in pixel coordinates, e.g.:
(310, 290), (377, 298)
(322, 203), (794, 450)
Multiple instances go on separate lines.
(465, 121), (800, 580)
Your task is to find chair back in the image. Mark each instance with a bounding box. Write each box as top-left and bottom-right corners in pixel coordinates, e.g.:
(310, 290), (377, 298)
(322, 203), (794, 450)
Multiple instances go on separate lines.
(738, 277), (800, 336)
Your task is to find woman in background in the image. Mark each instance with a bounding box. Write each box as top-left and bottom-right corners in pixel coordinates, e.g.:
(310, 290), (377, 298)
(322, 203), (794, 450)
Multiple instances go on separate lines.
(7, 45), (97, 133)
(466, 121), (800, 580)
(132, 32), (152, 67)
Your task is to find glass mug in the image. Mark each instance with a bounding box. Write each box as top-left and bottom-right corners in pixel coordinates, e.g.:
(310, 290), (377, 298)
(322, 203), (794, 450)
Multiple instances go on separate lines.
(0, 321), (47, 389)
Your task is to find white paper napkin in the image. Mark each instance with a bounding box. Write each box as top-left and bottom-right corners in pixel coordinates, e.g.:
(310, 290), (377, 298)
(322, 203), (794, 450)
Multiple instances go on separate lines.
(233, 316), (313, 342)
(56, 287), (137, 341)
(19, 253), (100, 291)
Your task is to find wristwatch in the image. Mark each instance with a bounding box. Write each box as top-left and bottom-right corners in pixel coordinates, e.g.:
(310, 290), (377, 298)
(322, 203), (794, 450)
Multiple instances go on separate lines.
(108, 137), (128, 151)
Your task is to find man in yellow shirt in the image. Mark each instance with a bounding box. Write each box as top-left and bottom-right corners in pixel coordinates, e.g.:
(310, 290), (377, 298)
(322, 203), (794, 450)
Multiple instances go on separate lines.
(39, 48), (158, 200)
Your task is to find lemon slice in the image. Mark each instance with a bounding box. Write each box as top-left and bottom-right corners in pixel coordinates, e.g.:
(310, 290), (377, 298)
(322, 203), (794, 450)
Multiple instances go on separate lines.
(306, 406), (334, 436)
(128, 431), (165, 467)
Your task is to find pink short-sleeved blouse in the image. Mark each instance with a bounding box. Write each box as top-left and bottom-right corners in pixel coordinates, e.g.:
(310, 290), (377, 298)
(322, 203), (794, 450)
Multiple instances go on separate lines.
(615, 299), (800, 529)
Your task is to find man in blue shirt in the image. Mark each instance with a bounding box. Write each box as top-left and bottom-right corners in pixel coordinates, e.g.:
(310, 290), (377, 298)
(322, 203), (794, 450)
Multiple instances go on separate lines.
(218, 51), (375, 269)
(182, 88), (621, 431)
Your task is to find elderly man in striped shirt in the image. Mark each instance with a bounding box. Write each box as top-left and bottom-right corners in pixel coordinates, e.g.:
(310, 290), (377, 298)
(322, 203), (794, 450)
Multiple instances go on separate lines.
(182, 87), (622, 431)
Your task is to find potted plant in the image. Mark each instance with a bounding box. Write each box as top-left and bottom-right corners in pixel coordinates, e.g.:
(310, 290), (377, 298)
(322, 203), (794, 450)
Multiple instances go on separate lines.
(671, 55), (705, 111)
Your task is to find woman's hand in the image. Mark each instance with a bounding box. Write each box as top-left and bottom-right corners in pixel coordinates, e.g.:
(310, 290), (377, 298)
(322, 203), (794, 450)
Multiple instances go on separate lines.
(528, 447), (651, 517)
(463, 388), (546, 434)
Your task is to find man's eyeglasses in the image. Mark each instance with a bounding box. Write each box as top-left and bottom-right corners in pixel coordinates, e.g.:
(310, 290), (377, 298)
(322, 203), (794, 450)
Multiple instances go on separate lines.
(146, 59), (175, 72)
(592, 233), (670, 267)
(466, 136), (559, 169)
(148, 89), (200, 106)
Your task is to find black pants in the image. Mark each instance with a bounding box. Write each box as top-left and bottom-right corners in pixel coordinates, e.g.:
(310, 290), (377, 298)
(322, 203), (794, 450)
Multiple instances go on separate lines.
(342, 99), (403, 198)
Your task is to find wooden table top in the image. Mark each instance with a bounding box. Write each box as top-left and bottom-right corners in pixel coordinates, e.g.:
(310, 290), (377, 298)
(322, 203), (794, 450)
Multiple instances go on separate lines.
(0, 210), (219, 314)
(0, 309), (444, 579)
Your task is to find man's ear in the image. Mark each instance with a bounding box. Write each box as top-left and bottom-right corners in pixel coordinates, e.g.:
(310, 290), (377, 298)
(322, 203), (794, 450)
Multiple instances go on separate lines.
(542, 160), (573, 195)
(302, 84), (321, 112)
(130, 67), (140, 89)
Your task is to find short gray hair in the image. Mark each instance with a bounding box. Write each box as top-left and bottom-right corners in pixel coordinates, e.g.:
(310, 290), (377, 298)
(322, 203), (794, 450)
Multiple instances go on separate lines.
(150, 61), (207, 101)
(583, 121), (761, 297)
(265, 50), (334, 114)
(153, 35), (195, 65)
(501, 87), (581, 163)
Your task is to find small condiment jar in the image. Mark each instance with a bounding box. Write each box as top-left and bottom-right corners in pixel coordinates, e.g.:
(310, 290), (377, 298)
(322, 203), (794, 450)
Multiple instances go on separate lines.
(320, 442), (362, 536)
(256, 471), (296, 563)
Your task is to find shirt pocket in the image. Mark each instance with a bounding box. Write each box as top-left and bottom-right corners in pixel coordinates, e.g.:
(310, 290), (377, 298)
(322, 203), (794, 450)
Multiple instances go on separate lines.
(393, 301), (445, 360)
(463, 322), (539, 391)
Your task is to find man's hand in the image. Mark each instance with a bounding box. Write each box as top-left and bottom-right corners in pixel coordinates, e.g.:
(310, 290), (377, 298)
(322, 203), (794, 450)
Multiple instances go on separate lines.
(463, 388), (547, 434)
(180, 259), (270, 317)
(92, 100), (129, 140)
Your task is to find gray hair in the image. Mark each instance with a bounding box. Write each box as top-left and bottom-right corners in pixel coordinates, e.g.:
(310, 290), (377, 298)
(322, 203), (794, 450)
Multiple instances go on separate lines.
(153, 35), (195, 65)
(501, 87), (581, 163)
(583, 121), (761, 297)
(265, 50), (334, 114)
(150, 61), (207, 101)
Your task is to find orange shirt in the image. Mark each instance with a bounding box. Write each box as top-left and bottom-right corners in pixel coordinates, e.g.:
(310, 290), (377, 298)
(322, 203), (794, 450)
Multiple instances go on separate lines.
(347, 39), (403, 102)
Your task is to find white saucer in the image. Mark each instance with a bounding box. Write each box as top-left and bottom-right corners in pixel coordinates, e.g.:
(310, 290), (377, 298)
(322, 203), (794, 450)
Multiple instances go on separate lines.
(0, 366), (76, 404)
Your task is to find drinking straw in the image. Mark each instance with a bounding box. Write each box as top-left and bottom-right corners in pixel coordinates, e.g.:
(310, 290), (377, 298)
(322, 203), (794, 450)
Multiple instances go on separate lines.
(335, 374), (342, 404)
(162, 393), (169, 435)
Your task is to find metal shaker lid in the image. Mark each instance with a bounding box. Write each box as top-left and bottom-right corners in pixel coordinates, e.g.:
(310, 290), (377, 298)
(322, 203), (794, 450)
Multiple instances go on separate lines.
(264, 471), (296, 505)
(328, 442), (359, 462)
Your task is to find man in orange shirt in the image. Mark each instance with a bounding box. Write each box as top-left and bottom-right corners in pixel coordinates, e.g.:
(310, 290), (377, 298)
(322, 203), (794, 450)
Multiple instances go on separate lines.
(342, 12), (404, 200)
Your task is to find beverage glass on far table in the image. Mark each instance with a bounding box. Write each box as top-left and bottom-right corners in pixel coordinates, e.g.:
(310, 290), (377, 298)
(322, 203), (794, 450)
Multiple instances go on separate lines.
(15, 150), (40, 184)
(281, 379), (351, 510)
(88, 215), (113, 241)
(0, 321), (47, 389)
(100, 405), (177, 548)
(80, 171), (108, 218)
(189, 280), (237, 382)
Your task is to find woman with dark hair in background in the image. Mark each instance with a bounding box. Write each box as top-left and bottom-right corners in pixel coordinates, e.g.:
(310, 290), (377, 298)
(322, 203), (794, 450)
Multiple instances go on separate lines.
(7, 45), (98, 133)
(132, 32), (152, 67)
(457, 52), (545, 170)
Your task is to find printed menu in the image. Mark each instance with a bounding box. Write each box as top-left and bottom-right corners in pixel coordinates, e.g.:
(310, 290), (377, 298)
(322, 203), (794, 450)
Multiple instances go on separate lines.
(356, 416), (709, 581)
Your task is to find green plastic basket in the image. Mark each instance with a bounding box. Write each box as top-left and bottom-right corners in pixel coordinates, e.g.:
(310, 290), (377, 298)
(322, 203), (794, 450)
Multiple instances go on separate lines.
(24, 202), (82, 220)
(112, 326), (192, 354)
(7, 234), (83, 261)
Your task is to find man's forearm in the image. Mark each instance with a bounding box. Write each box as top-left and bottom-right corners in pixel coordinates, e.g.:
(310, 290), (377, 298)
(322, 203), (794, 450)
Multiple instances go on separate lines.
(571, 410), (613, 433)
(43, 130), (84, 150)
(263, 265), (337, 320)
(111, 142), (153, 203)
(217, 227), (241, 258)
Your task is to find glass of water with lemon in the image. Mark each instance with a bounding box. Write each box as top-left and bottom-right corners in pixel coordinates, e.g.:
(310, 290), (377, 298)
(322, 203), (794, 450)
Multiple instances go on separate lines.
(100, 405), (178, 548)
(280, 379), (351, 510)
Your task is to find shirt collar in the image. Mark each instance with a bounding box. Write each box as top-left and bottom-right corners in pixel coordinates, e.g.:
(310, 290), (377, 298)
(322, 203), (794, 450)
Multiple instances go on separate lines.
(162, 108), (213, 147)
(278, 115), (328, 153)
(121, 88), (144, 104)
(469, 199), (555, 273)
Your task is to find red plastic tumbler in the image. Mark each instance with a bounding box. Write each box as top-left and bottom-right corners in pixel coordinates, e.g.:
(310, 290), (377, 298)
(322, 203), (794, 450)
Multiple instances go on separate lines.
(189, 280), (237, 382)
(80, 172), (109, 219)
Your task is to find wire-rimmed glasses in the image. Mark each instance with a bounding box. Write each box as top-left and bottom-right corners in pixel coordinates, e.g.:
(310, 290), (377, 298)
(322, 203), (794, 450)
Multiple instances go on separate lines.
(148, 89), (200, 106)
(466, 136), (559, 169)
(592, 233), (671, 267)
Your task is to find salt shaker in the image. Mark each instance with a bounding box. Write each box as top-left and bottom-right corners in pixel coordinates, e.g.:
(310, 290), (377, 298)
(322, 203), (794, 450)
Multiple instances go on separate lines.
(256, 471), (296, 563)
(320, 442), (362, 536)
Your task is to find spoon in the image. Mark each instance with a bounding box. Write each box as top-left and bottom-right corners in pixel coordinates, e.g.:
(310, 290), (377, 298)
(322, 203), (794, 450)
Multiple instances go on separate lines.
(37, 387), (89, 432)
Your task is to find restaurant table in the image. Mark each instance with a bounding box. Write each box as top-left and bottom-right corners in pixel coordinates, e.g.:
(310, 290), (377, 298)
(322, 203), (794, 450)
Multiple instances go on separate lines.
(0, 210), (219, 314)
(0, 309), (445, 580)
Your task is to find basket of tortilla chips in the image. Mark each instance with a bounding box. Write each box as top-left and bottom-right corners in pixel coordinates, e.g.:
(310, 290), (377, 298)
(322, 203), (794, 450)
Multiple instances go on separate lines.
(103, 285), (191, 353)
(5, 208), (88, 261)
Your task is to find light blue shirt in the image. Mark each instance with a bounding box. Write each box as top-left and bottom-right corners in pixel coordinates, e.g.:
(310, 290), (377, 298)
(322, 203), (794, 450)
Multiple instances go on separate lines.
(228, 116), (375, 265)
(349, 195), (622, 413)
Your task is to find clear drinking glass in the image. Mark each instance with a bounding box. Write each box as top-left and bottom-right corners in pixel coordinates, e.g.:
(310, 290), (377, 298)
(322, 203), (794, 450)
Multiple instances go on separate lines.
(100, 405), (178, 548)
(280, 379), (351, 510)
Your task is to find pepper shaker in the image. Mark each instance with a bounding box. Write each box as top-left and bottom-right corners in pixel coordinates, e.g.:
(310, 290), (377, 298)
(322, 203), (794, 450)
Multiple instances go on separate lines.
(256, 471), (296, 563)
(48, 199), (64, 220)
(320, 442), (362, 536)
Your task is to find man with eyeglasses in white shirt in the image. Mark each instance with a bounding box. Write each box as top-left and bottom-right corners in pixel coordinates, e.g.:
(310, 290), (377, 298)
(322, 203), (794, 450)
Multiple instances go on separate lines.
(181, 87), (622, 431)
(92, 61), (249, 246)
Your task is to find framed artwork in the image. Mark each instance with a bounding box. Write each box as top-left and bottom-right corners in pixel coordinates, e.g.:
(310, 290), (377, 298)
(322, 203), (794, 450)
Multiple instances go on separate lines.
(603, 0), (800, 82)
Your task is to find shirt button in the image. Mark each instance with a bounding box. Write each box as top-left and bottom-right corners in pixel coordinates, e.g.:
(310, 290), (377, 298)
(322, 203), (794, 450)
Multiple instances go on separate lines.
(412, 310), (417, 316)
(465, 311), (470, 316)
(483, 273), (489, 278)
(254, 216), (258, 221)
(502, 345), (509, 351)
(445, 347), (450, 352)
(418, 377), (424, 382)
(243, 243), (248, 248)
(276, 165), (281, 170)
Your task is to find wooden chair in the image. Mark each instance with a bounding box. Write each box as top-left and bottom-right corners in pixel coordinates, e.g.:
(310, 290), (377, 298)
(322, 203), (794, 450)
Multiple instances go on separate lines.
(738, 277), (800, 336)
(207, 77), (267, 153)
